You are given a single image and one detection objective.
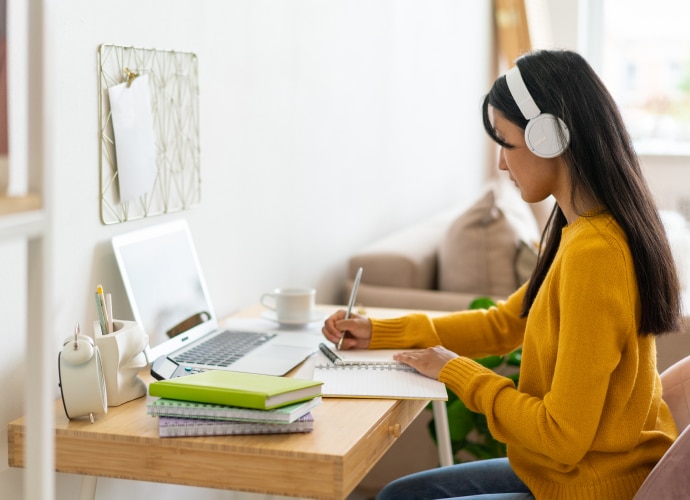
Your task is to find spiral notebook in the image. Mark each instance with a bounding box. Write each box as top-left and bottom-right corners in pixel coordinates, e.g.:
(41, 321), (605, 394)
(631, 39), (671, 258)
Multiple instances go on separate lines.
(158, 413), (315, 437)
(313, 344), (448, 400)
(147, 397), (322, 423)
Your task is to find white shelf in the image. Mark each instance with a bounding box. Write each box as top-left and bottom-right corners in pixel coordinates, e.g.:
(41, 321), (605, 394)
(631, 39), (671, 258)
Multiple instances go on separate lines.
(0, 208), (45, 241)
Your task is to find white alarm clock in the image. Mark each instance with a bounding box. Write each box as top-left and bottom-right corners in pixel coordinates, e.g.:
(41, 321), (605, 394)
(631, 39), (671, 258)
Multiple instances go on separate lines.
(58, 323), (108, 422)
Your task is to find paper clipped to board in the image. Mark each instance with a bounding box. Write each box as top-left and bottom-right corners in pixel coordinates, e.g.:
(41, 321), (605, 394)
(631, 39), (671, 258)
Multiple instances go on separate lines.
(108, 74), (157, 203)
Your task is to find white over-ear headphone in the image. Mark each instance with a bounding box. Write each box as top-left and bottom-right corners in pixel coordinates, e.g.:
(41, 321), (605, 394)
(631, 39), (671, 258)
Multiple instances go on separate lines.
(505, 65), (570, 158)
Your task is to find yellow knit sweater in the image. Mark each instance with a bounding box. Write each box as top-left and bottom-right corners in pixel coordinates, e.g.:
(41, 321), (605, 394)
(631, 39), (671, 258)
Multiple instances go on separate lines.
(369, 213), (677, 499)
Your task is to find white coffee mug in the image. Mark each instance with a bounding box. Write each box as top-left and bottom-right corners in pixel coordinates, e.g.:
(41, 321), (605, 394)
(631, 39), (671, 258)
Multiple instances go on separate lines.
(260, 288), (315, 323)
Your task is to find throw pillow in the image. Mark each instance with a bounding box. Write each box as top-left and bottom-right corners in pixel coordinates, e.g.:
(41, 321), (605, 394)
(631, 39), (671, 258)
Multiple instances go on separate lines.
(438, 189), (521, 298)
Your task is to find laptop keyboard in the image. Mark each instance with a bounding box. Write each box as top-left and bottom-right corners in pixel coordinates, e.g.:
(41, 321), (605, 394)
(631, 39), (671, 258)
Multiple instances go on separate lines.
(172, 330), (276, 368)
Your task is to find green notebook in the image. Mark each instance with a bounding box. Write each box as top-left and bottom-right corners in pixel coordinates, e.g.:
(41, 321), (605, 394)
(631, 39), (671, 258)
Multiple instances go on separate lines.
(148, 371), (323, 410)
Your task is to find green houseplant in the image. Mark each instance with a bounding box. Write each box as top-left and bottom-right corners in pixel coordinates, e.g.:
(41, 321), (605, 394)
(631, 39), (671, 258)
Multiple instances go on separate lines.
(428, 297), (522, 463)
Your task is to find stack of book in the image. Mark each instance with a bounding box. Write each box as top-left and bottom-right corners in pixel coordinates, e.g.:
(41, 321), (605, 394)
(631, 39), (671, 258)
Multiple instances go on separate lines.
(148, 370), (323, 438)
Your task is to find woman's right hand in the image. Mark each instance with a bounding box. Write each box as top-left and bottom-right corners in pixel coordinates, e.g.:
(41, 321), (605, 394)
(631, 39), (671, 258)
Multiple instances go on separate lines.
(321, 309), (372, 350)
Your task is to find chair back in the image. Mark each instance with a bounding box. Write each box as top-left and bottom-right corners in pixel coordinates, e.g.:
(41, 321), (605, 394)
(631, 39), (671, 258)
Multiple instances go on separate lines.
(659, 354), (690, 430)
(633, 354), (690, 499)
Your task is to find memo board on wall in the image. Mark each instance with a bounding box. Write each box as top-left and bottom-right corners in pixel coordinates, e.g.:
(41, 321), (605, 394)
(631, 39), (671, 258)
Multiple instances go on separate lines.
(98, 44), (201, 224)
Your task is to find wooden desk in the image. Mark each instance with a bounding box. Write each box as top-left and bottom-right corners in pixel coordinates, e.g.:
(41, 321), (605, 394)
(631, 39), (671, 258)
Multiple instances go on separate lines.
(7, 305), (436, 499)
(8, 379), (426, 498)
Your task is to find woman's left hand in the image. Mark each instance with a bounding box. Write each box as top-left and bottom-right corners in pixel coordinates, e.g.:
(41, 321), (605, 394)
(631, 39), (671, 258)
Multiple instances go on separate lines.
(393, 346), (459, 380)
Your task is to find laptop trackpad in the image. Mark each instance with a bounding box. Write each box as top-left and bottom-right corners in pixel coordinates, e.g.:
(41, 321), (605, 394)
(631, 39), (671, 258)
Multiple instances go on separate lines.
(256, 344), (313, 360)
(229, 344), (313, 376)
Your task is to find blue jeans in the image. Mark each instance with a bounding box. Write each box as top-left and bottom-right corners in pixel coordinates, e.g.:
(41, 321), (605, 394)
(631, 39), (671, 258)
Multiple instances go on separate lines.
(375, 458), (534, 500)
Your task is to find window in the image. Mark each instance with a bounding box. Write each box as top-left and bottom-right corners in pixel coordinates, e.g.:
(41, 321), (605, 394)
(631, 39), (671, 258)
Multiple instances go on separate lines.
(585, 0), (690, 155)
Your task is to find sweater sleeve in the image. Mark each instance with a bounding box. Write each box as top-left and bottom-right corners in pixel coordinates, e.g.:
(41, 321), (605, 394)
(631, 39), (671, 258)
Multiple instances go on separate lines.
(432, 284), (527, 358)
(368, 313), (442, 349)
(368, 284), (528, 356)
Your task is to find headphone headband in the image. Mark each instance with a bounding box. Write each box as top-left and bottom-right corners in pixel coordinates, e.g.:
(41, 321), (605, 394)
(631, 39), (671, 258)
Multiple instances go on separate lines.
(505, 66), (541, 120)
(503, 64), (570, 159)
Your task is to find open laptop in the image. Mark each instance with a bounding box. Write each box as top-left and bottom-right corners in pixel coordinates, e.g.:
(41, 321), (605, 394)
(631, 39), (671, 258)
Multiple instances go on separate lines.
(111, 219), (321, 380)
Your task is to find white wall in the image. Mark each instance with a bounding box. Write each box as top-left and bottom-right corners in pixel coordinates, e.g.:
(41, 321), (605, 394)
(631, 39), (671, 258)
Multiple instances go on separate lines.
(1, 1), (493, 499)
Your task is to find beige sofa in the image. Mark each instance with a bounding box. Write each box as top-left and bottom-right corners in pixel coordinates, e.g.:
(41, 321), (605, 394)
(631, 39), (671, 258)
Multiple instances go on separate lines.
(346, 180), (551, 312)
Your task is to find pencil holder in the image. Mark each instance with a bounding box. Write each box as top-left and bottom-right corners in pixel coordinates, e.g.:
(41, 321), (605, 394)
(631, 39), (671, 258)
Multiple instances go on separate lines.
(94, 319), (148, 406)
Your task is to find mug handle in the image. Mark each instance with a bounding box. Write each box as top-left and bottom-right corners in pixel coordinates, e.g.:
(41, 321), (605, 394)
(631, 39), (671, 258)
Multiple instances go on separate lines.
(260, 293), (276, 310)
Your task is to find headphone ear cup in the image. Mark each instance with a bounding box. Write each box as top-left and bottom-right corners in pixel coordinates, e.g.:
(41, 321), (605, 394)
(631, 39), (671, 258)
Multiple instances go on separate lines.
(524, 114), (570, 159)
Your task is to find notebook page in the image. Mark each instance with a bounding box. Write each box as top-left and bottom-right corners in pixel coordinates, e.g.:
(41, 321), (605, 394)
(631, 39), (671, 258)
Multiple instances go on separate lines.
(332, 348), (417, 365)
(312, 351), (447, 400)
(319, 343), (429, 366)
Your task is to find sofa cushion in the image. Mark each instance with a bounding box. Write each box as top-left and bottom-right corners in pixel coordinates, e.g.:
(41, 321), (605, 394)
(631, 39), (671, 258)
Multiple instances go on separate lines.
(348, 202), (473, 290)
(438, 186), (538, 298)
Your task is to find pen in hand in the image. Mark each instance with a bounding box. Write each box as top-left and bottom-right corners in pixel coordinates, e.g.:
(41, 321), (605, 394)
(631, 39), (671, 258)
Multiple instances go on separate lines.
(338, 267), (363, 350)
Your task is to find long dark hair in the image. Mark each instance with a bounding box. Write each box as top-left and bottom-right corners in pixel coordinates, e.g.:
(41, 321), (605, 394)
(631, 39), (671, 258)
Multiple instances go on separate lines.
(482, 50), (681, 336)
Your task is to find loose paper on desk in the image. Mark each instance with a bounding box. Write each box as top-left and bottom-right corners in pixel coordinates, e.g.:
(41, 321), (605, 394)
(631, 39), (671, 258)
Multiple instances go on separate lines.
(108, 74), (157, 203)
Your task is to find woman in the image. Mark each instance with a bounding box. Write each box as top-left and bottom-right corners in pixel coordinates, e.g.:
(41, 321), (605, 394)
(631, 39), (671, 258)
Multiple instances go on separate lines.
(322, 50), (681, 499)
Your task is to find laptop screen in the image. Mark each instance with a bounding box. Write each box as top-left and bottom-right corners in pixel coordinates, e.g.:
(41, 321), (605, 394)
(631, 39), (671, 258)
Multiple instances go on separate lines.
(112, 220), (218, 359)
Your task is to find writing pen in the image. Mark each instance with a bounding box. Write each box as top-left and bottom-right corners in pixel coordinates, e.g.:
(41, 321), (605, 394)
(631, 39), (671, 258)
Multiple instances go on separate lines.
(338, 267), (363, 350)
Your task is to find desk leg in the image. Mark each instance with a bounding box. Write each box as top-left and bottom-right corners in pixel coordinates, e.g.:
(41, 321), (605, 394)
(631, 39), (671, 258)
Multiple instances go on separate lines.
(432, 400), (453, 467)
(79, 475), (98, 500)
